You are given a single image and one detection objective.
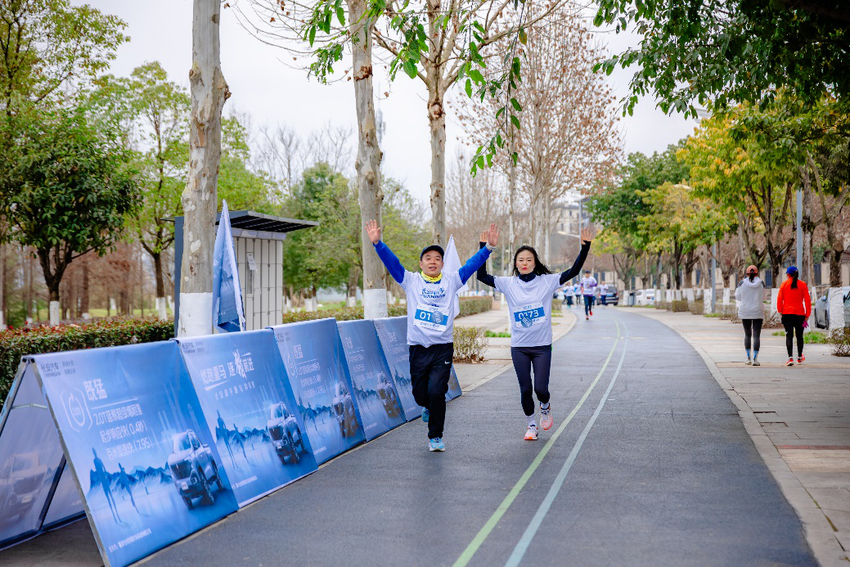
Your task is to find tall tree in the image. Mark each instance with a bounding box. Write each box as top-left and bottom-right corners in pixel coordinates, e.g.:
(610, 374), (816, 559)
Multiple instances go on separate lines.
(179, 0), (229, 336)
(3, 107), (139, 324)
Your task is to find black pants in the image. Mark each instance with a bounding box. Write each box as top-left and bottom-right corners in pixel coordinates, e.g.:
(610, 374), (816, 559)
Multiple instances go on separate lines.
(510, 346), (552, 416)
(583, 295), (594, 316)
(410, 343), (453, 439)
(781, 314), (806, 358)
(742, 319), (763, 352)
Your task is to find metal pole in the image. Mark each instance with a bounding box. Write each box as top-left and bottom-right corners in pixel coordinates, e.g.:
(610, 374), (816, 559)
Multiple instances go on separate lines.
(711, 242), (717, 313)
(796, 189), (803, 266)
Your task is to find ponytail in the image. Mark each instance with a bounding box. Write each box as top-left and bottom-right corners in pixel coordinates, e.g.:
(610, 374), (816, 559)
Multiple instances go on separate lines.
(791, 273), (798, 289)
(748, 273), (755, 282)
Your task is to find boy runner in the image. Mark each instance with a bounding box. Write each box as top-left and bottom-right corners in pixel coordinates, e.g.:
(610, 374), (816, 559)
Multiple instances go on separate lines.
(580, 271), (597, 320)
(366, 220), (498, 452)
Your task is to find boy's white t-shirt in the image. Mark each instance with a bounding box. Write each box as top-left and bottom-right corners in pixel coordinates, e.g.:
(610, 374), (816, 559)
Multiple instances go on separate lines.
(580, 276), (597, 295)
(493, 274), (562, 347)
(401, 270), (464, 347)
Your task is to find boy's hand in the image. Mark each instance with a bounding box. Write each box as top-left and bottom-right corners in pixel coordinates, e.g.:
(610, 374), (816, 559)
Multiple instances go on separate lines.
(486, 223), (499, 247)
(365, 220), (382, 245)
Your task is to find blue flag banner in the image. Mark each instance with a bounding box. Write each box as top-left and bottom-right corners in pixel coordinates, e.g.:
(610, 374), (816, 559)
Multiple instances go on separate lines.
(270, 319), (365, 464)
(176, 330), (318, 506)
(212, 200), (245, 333)
(372, 317), (463, 417)
(33, 341), (238, 567)
(337, 320), (406, 440)
(0, 364), (83, 549)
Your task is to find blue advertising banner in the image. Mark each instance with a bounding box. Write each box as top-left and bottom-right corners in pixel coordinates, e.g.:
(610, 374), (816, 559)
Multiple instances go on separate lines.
(270, 319), (365, 464)
(372, 317), (463, 417)
(0, 365), (73, 548)
(372, 317), (420, 420)
(212, 200), (245, 333)
(337, 320), (406, 440)
(34, 341), (238, 567)
(177, 330), (317, 506)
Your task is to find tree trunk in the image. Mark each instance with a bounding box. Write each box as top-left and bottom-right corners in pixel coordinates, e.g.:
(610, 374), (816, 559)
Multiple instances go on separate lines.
(829, 249), (843, 287)
(153, 251), (168, 320)
(428, 86), (446, 246)
(507, 138), (517, 276)
(179, 0), (229, 337)
(349, 0), (386, 319)
(80, 255), (90, 319)
(0, 244), (5, 330)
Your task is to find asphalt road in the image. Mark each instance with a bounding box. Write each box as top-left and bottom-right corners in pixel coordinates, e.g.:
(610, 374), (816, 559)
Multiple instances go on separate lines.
(138, 308), (814, 567)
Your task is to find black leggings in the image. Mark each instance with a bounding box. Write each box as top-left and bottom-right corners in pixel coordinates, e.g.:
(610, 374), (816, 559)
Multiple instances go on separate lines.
(583, 295), (594, 316)
(781, 314), (806, 358)
(742, 319), (763, 352)
(511, 346), (552, 416)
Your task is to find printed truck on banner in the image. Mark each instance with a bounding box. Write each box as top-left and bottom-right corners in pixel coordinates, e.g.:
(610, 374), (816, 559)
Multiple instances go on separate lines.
(271, 319), (365, 465)
(178, 330), (318, 507)
(33, 341), (238, 567)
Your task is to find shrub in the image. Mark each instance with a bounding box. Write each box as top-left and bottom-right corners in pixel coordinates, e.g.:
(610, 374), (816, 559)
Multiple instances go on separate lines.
(671, 300), (689, 312)
(828, 328), (850, 356)
(655, 301), (668, 310)
(453, 326), (486, 362)
(688, 298), (704, 315)
(485, 330), (511, 338)
(0, 319), (174, 411)
(280, 305), (407, 324)
(551, 299), (562, 313)
(459, 296), (493, 317)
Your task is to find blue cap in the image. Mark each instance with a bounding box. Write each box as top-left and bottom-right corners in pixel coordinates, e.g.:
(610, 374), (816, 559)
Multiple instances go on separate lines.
(786, 266), (798, 275)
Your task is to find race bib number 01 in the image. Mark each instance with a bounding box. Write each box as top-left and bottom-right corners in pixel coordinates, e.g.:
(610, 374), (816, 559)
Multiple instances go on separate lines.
(414, 307), (449, 330)
(514, 302), (545, 328)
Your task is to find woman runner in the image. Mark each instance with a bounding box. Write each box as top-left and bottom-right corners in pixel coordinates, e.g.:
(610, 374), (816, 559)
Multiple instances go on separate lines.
(477, 228), (592, 440)
(735, 265), (766, 366)
(777, 266), (811, 367)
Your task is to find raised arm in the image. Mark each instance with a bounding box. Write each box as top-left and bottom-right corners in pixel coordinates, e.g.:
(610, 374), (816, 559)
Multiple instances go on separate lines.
(476, 235), (495, 288)
(365, 220), (405, 284)
(459, 223), (498, 284)
(560, 227), (593, 285)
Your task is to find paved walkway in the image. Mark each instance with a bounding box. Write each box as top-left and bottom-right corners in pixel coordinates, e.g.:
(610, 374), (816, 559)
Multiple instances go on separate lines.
(623, 306), (850, 566)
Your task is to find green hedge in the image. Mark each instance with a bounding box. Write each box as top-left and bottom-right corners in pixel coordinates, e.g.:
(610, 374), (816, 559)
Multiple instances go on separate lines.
(0, 319), (174, 411)
(280, 305), (408, 324)
(459, 296), (493, 317)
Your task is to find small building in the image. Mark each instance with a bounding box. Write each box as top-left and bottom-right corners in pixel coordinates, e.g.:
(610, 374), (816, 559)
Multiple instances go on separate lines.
(172, 211), (317, 331)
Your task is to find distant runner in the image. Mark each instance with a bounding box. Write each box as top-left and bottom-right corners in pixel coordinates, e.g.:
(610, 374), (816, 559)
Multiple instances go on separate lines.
(367, 220), (497, 452)
(580, 271), (598, 321)
(735, 265), (766, 366)
(477, 228), (592, 441)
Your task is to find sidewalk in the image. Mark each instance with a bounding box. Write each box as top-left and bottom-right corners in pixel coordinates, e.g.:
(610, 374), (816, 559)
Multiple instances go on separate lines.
(453, 303), (578, 389)
(623, 306), (850, 566)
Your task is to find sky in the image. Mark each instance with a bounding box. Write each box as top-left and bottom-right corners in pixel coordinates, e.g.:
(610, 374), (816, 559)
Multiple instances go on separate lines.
(76, 0), (697, 206)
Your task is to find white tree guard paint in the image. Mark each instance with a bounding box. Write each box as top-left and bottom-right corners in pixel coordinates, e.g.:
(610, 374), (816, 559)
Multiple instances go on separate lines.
(363, 288), (388, 320)
(828, 288), (845, 333)
(156, 297), (168, 321)
(49, 301), (60, 326)
(178, 292), (213, 337)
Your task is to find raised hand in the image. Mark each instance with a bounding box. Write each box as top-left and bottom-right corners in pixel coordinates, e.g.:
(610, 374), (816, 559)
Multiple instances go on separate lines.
(580, 226), (593, 244)
(486, 223), (500, 247)
(479, 230), (488, 244)
(365, 219), (382, 245)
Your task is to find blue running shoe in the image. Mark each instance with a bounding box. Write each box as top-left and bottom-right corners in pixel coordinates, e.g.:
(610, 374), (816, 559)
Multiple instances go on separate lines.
(421, 408), (429, 423)
(429, 437), (445, 452)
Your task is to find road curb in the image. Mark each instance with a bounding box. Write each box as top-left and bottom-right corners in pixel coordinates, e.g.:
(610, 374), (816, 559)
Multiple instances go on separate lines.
(625, 308), (847, 567)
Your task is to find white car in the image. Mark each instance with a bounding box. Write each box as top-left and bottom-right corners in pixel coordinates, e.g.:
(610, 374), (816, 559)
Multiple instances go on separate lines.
(635, 289), (656, 306)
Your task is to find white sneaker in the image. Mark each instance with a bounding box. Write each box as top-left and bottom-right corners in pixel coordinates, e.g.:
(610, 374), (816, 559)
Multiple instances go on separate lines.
(540, 405), (553, 431)
(524, 424), (539, 441)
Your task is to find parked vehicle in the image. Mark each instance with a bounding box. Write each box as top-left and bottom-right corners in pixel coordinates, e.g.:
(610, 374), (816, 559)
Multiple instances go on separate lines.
(814, 286), (850, 329)
(0, 452), (48, 521)
(168, 429), (223, 509)
(266, 402), (305, 464)
(376, 372), (401, 418)
(332, 382), (358, 437)
(635, 289), (656, 306)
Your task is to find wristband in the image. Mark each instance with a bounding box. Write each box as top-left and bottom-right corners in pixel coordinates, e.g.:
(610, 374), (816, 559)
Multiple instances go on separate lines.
(485, 243), (495, 251)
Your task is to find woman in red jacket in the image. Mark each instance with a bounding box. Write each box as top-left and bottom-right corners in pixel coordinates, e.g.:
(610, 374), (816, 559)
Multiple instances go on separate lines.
(776, 266), (811, 366)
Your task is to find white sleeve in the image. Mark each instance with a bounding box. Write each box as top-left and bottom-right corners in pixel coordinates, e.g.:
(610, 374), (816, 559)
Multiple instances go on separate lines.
(547, 274), (562, 293)
(493, 276), (511, 294)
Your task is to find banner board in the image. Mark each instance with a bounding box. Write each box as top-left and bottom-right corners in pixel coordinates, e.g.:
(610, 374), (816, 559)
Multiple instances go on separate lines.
(337, 320), (406, 440)
(270, 319), (365, 464)
(373, 317), (463, 419)
(0, 364), (80, 548)
(34, 342), (238, 567)
(177, 330), (318, 506)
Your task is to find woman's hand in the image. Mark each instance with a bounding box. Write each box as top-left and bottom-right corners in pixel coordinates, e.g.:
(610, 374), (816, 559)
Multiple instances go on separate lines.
(365, 220), (382, 245)
(581, 226), (593, 244)
(479, 230), (488, 244)
(486, 223), (500, 247)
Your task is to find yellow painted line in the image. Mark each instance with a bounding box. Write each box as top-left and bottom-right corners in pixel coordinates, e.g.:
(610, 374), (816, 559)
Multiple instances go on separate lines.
(453, 318), (622, 567)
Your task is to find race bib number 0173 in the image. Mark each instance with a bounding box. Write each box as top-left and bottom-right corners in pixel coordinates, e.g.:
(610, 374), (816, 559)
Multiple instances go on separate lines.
(414, 308), (449, 330)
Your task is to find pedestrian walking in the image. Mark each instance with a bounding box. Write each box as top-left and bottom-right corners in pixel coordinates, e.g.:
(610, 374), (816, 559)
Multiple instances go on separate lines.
(777, 266), (811, 366)
(580, 271), (597, 320)
(735, 265), (766, 366)
(367, 219), (496, 452)
(476, 227), (592, 441)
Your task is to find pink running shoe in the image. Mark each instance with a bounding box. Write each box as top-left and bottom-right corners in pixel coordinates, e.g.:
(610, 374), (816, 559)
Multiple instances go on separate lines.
(540, 405), (553, 431)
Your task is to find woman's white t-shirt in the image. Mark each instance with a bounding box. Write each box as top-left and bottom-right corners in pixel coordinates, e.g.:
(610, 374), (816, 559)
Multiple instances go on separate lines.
(493, 274), (562, 347)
